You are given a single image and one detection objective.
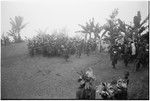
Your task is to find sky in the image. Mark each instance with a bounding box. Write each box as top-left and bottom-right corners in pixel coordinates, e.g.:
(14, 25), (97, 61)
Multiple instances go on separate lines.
(1, 0), (149, 39)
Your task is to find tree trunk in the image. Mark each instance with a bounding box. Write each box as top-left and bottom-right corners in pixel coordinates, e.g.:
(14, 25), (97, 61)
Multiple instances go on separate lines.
(18, 33), (22, 42)
(14, 35), (18, 43)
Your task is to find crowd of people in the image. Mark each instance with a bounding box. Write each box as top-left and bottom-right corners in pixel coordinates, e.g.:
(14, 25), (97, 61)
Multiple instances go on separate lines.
(109, 37), (149, 71)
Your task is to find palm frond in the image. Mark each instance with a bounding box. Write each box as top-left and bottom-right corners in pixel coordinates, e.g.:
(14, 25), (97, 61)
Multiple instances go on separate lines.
(140, 14), (149, 27)
(101, 30), (107, 39)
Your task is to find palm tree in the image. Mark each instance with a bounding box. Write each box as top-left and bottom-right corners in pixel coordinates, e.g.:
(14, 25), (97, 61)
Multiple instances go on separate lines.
(117, 19), (133, 43)
(118, 11), (149, 43)
(102, 9), (123, 46)
(7, 16), (27, 42)
(76, 18), (102, 42)
(125, 11), (149, 41)
(76, 20), (91, 41)
(76, 18), (106, 52)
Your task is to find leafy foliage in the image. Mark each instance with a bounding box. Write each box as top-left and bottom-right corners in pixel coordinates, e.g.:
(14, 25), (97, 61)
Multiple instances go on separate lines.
(1, 32), (11, 45)
(27, 29), (82, 57)
(103, 9), (122, 45)
(7, 16), (27, 43)
(125, 11), (149, 41)
(77, 18), (102, 41)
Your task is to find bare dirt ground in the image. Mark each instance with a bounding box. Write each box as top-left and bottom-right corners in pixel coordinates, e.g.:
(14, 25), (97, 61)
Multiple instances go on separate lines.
(1, 42), (149, 99)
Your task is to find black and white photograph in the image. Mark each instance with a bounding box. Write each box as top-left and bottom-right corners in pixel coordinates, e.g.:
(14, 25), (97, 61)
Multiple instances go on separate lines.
(1, 0), (149, 100)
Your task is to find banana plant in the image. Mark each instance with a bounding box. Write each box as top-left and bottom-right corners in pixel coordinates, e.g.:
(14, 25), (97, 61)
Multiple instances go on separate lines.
(125, 11), (149, 41)
(102, 9), (123, 46)
(76, 18), (103, 42)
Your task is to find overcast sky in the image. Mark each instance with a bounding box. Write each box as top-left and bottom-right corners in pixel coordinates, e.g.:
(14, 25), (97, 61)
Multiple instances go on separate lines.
(1, 0), (148, 38)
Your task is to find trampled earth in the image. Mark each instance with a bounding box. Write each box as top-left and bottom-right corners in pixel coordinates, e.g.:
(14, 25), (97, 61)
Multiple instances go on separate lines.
(1, 42), (149, 99)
